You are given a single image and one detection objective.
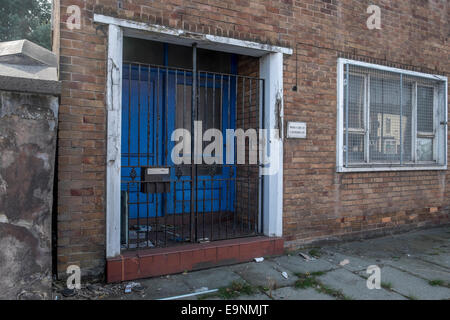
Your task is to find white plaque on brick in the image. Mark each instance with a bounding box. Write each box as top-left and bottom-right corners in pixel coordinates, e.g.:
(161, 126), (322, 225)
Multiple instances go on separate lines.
(287, 122), (307, 139)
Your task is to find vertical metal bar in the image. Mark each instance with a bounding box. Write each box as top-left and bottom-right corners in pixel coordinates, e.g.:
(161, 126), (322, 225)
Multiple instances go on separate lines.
(210, 177), (213, 241)
(182, 180), (185, 241)
(203, 72), (207, 240)
(226, 177), (229, 238)
(256, 78), (261, 234)
(164, 66), (169, 246)
(146, 66), (151, 244)
(205, 72), (208, 127)
(365, 75), (370, 163)
(190, 44), (197, 243)
(412, 83), (417, 162)
(137, 65), (141, 246)
(128, 64), (131, 172)
(248, 79), (252, 232)
(227, 75), (231, 238)
(156, 66), (160, 243)
(260, 79), (265, 234)
(174, 70), (178, 239)
(166, 67), (169, 164)
(174, 179), (177, 242)
(236, 75), (239, 235)
(127, 64), (131, 247)
(202, 180), (206, 240)
(345, 64), (349, 167)
(400, 73), (403, 165)
(241, 77), (244, 234)
(127, 182), (130, 250)
(218, 178), (222, 239)
(242, 77), (245, 129)
(196, 66), (200, 242)
(157, 67), (160, 165)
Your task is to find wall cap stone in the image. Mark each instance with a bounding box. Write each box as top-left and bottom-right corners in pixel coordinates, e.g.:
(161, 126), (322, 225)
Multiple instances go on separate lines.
(0, 40), (60, 95)
(0, 40), (57, 67)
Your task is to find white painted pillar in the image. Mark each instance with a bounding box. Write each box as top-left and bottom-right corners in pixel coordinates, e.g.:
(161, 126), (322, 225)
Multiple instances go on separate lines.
(260, 52), (284, 237)
(106, 24), (123, 258)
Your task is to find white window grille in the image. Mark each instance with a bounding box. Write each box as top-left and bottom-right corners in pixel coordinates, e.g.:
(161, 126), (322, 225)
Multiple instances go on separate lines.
(337, 59), (448, 172)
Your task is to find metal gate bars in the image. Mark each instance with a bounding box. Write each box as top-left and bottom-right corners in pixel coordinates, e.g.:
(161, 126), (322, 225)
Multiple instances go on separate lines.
(120, 45), (265, 249)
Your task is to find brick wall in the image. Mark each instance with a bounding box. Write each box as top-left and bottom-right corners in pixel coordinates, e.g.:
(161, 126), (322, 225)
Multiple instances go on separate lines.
(55, 0), (449, 276)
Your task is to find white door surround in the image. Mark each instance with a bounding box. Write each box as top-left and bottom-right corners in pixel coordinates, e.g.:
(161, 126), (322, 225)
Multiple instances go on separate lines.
(95, 14), (292, 258)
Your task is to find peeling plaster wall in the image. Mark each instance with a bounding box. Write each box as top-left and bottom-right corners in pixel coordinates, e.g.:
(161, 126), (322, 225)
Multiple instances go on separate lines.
(0, 91), (58, 300)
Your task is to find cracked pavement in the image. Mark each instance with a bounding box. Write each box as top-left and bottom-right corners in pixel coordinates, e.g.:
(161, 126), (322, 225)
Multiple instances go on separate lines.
(56, 226), (450, 300)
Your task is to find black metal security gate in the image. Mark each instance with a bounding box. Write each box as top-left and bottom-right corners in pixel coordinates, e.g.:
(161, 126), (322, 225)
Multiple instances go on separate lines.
(121, 45), (264, 249)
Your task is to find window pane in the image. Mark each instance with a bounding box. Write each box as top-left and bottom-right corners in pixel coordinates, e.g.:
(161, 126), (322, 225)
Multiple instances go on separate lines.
(417, 86), (434, 133)
(346, 133), (365, 163)
(401, 82), (413, 162)
(417, 138), (433, 161)
(369, 75), (402, 163)
(344, 74), (365, 130)
(343, 71), (366, 164)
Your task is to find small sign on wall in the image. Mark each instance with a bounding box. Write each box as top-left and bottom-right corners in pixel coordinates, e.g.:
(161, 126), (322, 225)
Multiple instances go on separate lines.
(286, 121), (307, 139)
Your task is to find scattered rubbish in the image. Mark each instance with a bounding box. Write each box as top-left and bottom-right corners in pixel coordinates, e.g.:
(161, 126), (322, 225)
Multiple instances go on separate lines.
(61, 288), (76, 297)
(53, 280), (124, 300)
(194, 287), (209, 293)
(127, 240), (155, 249)
(124, 282), (141, 294)
(339, 259), (350, 266)
(299, 252), (316, 261)
(281, 271), (289, 279)
(198, 238), (210, 243)
(254, 257), (264, 263)
(158, 288), (219, 300)
(131, 225), (152, 232)
(133, 285), (145, 293)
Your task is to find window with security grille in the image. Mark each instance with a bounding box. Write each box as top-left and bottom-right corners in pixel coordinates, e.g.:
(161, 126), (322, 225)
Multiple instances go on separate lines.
(337, 59), (448, 172)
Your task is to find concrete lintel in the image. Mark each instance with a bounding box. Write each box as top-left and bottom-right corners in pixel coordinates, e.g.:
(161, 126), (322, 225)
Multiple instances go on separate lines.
(94, 14), (293, 57)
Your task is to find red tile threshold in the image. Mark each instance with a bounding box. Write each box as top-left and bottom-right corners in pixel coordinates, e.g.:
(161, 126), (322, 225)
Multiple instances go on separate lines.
(107, 236), (284, 283)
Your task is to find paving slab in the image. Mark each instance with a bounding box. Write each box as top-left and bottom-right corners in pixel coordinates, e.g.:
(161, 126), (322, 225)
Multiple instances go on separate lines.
(321, 251), (382, 272)
(233, 260), (298, 288)
(317, 268), (405, 300)
(357, 266), (450, 300)
(200, 292), (271, 300)
(129, 275), (195, 300)
(271, 255), (336, 274)
(269, 287), (335, 300)
(418, 252), (450, 269)
(234, 293), (271, 300)
(384, 257), (450, 283)
(181, 266), (244, 291)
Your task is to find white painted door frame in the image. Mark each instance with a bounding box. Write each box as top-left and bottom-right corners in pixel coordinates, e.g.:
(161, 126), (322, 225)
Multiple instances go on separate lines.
(97, 14), (292, 258)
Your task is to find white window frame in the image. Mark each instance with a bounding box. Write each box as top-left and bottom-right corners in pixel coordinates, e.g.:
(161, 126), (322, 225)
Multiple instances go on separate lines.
(337, 58), (448, 173)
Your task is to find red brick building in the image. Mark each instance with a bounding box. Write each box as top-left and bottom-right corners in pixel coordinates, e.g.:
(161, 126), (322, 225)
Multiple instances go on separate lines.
(52, 0), (449, 281)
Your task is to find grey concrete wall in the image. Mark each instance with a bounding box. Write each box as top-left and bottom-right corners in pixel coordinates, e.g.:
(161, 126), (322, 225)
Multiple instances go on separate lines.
(0, 91), (58, 300)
